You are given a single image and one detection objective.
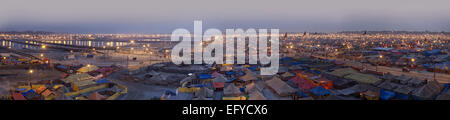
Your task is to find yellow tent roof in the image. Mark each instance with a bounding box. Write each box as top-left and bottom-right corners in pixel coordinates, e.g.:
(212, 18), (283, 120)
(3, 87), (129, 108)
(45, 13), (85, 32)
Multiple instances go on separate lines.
(62, 73), (93, 83)
(77, 65), (99, 73)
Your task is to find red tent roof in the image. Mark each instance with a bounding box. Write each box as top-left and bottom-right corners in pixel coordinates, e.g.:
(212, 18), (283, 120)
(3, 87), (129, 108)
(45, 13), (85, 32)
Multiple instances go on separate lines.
(12, 92), (27, 100)
(289, 76), (315, 90)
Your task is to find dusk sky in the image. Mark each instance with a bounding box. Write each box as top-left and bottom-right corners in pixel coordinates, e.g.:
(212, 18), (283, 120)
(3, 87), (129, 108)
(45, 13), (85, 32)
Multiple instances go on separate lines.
(0, 0), (449, 33)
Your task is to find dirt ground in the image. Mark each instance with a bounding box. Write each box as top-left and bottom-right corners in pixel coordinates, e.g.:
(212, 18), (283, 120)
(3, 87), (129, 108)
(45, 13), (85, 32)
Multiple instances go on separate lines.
(0, 68), (63, 95)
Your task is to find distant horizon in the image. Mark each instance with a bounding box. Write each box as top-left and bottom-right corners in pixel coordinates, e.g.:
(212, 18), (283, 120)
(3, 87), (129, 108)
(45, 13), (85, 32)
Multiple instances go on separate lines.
(1, 0), (449, 33)
(0, 29), (448, 34)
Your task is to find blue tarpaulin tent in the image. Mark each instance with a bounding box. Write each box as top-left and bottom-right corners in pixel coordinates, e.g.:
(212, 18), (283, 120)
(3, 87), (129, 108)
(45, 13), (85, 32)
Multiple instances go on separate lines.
(281, 57), (293, 62)
(199, 74), (212, 79)
(424, 49), (440, 56)
(380, 89), (396, 100)
(395, 93), (409, 100)
(96, 79), (109, 84)
(309, 86), (330, 96)
(296, 90), (309, 97)
(164, 90), (177, 96)
(57, 65), (67, 69)
(240, 87), (246, 92)
(226, 77), (236, 83)
(237, 71), (245, 76)
(226, 71), (236, 75)
(288, 61), (303, 66)
(22, 89), (38, 97)
(311, 70), (321, 74)
(247, 66), (258, 71)
(189, 84), (204, 88)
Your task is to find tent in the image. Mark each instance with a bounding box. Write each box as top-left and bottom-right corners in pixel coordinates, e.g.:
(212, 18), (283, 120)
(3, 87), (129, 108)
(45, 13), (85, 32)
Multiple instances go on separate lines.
(247, 66), (258, 71)
(211, 72), (223, 78)
(96, 79), (110, 84)
(77, 65), (99, 73)
(296, 91), (309, 98)
(278, 67), (289, 73)
(22, 89), (40, 100)
(289, 76), (315, 90)
(245, 82), (264, 93)
(248, 91), (266, 100)
(225, 71), (236, 75)
(413, 80), (443, 99)
(199, 74), (212, 79)
(213, 75), (227, 89)
(239, 70), (257, 82)
(41, 90), (53, 97)
(328, 68), (358, 77)
(220, 65), (233, 72)
(62, 73), (93, 83)
(12, 92), (27, 100)
(96, 67), (112, 73)
(224, 83), (241, 97)
(343, 72), (381, 84)
(424, 49), (440, 56)
(309, 86), (330, 96)
(56, 65), (68, 70)
(281, 72), (295, 78)
(88, 92), (106, 100)
(36, 86), (47, 94)
(265, 77), (295, 96)
(380, 89), (396, 100)
(194, 87), (214, 100)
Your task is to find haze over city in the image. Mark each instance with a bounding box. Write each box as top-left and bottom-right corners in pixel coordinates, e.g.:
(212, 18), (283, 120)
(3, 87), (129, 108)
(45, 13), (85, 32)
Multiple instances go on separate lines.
(1, 0), (449, 33)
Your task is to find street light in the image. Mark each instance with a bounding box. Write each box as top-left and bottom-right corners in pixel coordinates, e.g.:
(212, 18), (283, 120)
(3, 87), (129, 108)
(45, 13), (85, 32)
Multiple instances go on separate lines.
(377, 55), (383, 72)
(28, 69), (33, 87)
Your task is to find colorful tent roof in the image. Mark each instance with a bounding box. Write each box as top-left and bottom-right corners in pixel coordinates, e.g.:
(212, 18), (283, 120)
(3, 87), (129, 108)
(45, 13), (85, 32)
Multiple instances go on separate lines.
(265, 77), (295, 97)
(194, 87), (214, 99)
(380, 89), (396, 100)
(248, 91), (266, 100)
(12, 92), (27, 100)
(77, 65), (99, 73)
(245, 82), (263, 93)
(211, 71), (223, 78)
(239, 70), (257, 81)
(62, 73), (93, 83)
(213, 74), (227, 83)
(289, 76), (315, 90)
(224, 83), (241, 97)
(309, 86), (330, 96)
(199, 74), (212, 79)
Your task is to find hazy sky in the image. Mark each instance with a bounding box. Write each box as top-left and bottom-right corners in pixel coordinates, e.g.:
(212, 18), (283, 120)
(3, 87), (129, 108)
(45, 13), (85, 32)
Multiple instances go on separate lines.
(0, 0), (449, 33)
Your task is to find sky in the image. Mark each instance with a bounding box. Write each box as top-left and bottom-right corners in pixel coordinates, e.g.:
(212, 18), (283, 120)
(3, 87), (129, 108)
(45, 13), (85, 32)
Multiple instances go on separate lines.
(0, 0), (449, 33)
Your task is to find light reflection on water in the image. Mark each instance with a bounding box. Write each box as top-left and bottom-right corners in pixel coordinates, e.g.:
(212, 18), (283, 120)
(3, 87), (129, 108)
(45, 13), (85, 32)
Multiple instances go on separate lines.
(0, 40), (133, 50)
